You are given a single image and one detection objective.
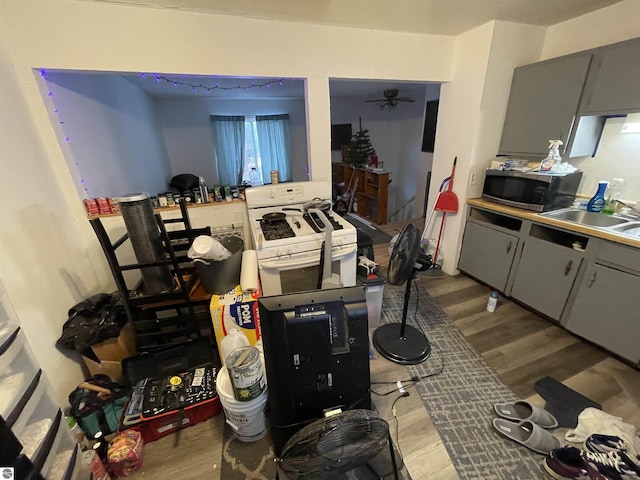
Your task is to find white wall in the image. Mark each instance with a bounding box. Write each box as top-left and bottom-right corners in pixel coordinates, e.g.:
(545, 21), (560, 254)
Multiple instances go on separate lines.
(427, 21), (546, 273)
(573, 117), (640, 202)
(542, 0), (640, 59)
(0, 45), (112, 405)
(156, 97), (309, 185)
(43, 72), (172, 198)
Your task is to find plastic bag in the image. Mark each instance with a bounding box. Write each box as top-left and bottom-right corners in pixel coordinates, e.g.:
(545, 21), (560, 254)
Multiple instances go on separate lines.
(565, 407), (640, 451)
(56, 292), (128, 352)
(187, 235), (231, 261)
(108, 429), (144, 476)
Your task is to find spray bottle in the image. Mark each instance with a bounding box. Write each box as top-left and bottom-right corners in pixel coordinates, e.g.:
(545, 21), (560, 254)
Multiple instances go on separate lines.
(540, 140), (563, 172)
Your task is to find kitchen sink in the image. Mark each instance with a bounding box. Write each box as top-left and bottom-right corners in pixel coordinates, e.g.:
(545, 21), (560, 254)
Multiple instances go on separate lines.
(541, 209), (629, 227)
(609, 222), (640, 238)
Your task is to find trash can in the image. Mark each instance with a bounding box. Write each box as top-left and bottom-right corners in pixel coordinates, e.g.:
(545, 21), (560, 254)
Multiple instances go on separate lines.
(357, 271), (386, 330)
(195, 236), (244, 295)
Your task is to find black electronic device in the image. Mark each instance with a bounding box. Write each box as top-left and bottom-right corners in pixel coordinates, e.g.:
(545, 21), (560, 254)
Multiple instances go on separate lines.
(258, 286), (371, 455)
(140, 366), (217, 421)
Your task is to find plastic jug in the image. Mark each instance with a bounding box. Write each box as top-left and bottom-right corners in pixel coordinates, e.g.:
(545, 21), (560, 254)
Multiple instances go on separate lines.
(586, 181), (608, 213)
(220, 329), (250, 365)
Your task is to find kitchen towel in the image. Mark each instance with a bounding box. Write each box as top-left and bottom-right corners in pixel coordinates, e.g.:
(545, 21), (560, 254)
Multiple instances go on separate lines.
(240, 250), (259, 294)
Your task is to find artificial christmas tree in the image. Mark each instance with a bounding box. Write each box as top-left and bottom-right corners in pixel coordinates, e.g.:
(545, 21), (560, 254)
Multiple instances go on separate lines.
(346, 118), (376, 166)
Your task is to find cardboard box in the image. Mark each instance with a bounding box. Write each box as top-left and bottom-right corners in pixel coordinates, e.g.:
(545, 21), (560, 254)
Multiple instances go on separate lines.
(81, 322), (136, 382)
(210, 284), (261, 364)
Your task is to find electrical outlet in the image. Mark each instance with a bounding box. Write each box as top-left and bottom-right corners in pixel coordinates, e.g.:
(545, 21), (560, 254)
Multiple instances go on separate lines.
(469, 173), (477, 186)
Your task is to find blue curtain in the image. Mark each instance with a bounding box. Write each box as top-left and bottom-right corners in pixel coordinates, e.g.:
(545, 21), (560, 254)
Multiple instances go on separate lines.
(210, 115), (245, 185)
(256, 114), (292, 183)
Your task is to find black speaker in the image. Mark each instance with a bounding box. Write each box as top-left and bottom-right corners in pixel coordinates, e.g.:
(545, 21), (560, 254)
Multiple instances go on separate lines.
(421, 100), (439, 153)
(331, 123), (353, 151)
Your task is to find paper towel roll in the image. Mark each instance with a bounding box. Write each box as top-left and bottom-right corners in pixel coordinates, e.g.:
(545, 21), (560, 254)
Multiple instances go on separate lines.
(240, 249), (259, 293)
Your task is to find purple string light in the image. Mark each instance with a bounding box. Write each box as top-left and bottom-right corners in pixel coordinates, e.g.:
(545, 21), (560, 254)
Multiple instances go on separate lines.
(140, 75), (290, 93)
(42, 72), (90, 195)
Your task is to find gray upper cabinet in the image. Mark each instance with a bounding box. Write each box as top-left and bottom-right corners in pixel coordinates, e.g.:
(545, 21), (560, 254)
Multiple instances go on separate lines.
(510, 237), (583, 321)
(498, 52), (593, 157)
(584, 38), (640, 115)
(563, 263), (640, 364)
(458, 220), (519, 292)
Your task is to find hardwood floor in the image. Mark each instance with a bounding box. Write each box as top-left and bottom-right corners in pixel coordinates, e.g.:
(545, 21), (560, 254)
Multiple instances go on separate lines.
(128, 217), (639, 480)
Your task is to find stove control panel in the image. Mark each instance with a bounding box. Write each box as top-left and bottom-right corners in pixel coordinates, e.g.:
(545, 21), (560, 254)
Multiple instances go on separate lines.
(276, 186), (304, 201)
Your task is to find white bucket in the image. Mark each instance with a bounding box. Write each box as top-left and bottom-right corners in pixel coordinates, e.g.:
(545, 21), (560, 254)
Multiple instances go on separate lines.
(217, 365), (268, 442)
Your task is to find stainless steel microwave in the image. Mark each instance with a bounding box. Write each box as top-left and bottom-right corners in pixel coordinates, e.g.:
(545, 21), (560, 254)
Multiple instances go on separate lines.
(481, 170), (583, 212)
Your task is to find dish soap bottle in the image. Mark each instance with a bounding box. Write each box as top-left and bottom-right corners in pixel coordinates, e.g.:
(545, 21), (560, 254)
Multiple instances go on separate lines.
(540, 140), (563, 172)
(587, 181), (608, 212)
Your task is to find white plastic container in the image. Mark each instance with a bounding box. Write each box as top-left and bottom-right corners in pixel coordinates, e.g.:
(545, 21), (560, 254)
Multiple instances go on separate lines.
(220, 329), (250, 365)
(216, 365), (268, 442)
(487, 291), (498, 312)
(365, 284), (385, 329)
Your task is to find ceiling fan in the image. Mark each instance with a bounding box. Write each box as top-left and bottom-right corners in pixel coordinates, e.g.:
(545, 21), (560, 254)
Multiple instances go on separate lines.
(365, 89), (416, 109)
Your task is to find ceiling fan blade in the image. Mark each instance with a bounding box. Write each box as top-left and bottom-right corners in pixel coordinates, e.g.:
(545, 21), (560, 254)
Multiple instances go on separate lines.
(364, 99), (387, 103)
(396, 98), (416, 102)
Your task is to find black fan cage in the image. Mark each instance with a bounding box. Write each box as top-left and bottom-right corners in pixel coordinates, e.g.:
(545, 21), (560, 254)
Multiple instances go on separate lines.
(278, 409), (390, 479)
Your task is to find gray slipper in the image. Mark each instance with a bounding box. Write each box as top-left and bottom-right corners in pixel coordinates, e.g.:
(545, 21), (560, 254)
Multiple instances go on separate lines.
(494, 400), (558, 428)
(492, 418), (560, 455)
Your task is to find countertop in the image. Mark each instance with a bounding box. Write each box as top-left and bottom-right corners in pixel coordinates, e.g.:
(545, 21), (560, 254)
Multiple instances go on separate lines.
(467, 198), (640, 249)
(87, 199), (246, 219)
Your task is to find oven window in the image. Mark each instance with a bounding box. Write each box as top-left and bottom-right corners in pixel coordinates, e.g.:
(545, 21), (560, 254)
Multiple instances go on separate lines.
(280, 261), (339, 294)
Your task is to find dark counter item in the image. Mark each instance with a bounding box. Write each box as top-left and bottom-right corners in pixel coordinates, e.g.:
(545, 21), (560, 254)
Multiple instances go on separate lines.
(169, 173), (199, 193)
(534, 376), (602, 428)
(195, 236), (244, 294)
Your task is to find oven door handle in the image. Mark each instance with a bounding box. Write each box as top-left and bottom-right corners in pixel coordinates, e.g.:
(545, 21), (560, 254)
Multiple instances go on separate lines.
(259, 244), (357, 269)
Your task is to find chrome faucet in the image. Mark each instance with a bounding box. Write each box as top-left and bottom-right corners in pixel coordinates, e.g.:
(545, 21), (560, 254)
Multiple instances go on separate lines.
(613, 199), (640, 219)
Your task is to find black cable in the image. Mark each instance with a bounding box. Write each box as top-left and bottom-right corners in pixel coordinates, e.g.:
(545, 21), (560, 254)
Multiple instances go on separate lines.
(370, 343), (444, 396)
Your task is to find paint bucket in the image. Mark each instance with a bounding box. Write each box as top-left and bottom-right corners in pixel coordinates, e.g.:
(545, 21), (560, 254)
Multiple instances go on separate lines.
(216, 365), (268, 442)
(226, 346), (265, 402)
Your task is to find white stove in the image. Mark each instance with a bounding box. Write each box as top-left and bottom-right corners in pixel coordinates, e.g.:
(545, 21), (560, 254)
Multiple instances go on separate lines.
(245, 181), (358, 296)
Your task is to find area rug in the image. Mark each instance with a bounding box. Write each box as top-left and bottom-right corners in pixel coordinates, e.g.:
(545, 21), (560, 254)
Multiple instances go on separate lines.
(344, 213), (393, 244)
(381, 282), (548, 479)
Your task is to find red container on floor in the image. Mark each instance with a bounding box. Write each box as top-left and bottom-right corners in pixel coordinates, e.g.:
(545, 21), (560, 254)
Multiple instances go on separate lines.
(130, 397), (221, 444)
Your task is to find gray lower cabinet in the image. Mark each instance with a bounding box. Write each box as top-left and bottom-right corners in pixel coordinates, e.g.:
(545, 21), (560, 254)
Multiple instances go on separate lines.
(563, 263), (640, 364)
(457, 221), (519, 292)
(510, 238), (583, 321)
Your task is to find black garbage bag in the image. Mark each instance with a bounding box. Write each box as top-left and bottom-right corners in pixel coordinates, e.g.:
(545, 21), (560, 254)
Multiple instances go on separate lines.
(56, 292), (128, 352)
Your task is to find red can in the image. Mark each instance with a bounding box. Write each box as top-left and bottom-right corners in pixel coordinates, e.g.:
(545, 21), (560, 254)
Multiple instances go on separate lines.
(83, 198), (100, 216)
(97, 197), (112, 215)
(109, 198), (120, 214)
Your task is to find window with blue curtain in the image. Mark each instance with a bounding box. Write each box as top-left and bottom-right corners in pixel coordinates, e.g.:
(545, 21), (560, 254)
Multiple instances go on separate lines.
(210, 114), (292, 185)
(255, 114), (292, 183)
(210, 115), (245, 185)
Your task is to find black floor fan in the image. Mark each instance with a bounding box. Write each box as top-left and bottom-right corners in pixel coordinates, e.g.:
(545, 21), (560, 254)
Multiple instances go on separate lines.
(372, 224), (431, 365)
